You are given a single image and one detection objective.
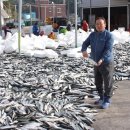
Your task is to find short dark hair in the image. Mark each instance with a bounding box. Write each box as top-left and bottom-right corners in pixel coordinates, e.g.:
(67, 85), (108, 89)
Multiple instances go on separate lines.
(96, 17), (106, 24)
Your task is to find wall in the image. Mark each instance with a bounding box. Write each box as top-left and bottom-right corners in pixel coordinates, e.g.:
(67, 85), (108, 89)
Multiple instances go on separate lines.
(35, 0), (66, 22)
(81, 0), (128, 8)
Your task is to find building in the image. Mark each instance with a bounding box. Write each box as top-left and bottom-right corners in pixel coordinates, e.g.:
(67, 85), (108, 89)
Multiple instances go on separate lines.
(35, 0), (66, 22)
(0, 1), (9, 25)
(79, 0), (130, 31)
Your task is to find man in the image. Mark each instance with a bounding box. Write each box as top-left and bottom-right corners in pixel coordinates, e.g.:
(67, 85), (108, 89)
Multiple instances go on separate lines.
(32, 22), (39, 36)
(81, 20), (89, 32)
(2, 25), (12, 39)
(81, 17), (114, 109)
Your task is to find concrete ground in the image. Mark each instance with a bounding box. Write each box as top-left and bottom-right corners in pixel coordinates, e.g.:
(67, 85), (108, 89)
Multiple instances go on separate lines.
(91, 80), (130, 130)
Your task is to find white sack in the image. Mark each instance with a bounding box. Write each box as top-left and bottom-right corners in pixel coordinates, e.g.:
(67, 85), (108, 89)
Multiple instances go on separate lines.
(4, 33), (18, 53)
(0, 45), (4, 54)
(45, 38), (59, 49)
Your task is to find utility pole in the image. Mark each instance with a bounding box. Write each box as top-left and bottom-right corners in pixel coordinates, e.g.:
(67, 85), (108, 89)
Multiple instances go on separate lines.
(38, 0), (40, 31)
(44, 6), (46, 23)
(67, 0), (70, 21)
(75, 0), (77, 48)
(18, 0), (22, 54)
(52, 2), (54, 23)
(30, 4), (32, 26)
(108, 0), (110, 31)
(14, 4), (17, 21)
(89, 0), (92, 30)
(38, 0), (40, 22)
(0, 1), (2, 36)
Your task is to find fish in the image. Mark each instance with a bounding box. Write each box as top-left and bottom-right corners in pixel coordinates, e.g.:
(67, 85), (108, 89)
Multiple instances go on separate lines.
(0, 41), (129, 129)
(0, 125), (17, 130)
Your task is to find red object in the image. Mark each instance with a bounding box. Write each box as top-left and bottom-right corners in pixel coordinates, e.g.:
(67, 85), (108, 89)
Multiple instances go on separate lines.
(82, 20), (89, 32)
(39, 31), (44, 36)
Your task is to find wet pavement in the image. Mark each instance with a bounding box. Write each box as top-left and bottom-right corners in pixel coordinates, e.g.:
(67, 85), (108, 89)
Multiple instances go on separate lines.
(92, 80), (130, 130)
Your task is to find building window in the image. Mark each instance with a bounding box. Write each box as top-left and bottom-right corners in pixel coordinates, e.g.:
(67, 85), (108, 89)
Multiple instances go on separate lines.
(57, 8), (61, 13)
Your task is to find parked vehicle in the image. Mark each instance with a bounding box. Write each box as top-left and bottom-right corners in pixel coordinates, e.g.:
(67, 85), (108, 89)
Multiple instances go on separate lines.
(14, 20), (25, 28)
(6, 22), (15, 29)
(6, 20), (25, 28)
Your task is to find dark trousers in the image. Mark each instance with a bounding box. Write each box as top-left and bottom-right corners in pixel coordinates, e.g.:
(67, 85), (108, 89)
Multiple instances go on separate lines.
(33, 31), (39, 36)
(4, 29), (12, 37)
(94, 61), (114, 99)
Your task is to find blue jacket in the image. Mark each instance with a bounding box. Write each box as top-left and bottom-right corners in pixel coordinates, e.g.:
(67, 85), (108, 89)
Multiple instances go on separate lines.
(81, 30), (114, 63)
(33, 24), (39, 36)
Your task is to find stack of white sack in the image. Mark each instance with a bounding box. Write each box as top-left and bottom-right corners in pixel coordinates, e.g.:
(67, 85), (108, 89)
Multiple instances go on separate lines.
(1, 27), (130, 58)
(57, 29), (90, 48)
(57, 31), (75, 47)
(76, 29), (91, 47)
(111, 29), (130, 44)
(41, 25), (53, 35)
(0, 36), (5, 54)
(45, 38), (60, 50)
(4, 32), (18, 53)
(0, 32), (59, 58)
(20, 34), (59, 58)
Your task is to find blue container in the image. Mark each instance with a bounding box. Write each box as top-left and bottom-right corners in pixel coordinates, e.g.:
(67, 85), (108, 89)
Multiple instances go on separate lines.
(23, 13), (30, 20)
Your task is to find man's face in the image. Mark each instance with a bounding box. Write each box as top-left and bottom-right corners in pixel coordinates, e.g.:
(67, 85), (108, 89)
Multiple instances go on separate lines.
(95, 19), (106, 32)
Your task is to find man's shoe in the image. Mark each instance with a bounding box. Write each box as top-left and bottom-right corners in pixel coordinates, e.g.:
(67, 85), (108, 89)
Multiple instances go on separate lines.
(101, 97), (111, 109)
(101, 101), (110, 109)
(94, 98), (103, 105)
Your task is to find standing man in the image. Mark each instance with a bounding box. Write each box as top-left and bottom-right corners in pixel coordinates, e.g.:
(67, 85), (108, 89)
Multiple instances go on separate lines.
(2, 25), (12, 39)
(32, 22), (39, 36)
(81, 17), (114, 109)
(81, 20), (89, 32)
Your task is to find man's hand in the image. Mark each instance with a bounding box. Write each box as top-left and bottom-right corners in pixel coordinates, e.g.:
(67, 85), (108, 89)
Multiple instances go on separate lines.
(97, 59), (103, 66)
(82, 51), (89, 58)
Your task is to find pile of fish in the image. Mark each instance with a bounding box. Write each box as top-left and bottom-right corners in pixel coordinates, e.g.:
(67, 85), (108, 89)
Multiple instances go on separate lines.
(0, 41), (129, 130)
(0, 52), (98, 130)
(113, 42), (130, 80)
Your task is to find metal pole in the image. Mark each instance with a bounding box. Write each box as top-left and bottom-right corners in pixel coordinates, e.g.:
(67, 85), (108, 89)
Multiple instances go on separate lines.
(79, 0), (83, 20)
(0, 1), (2, 36)
(18, 0), (22, 54)
(53, 4), (55, 22)
(52, 2), (54, 23)
(81, 7), (83, 20)
(108, 0), (110, 31)
(38, 0), (40, 21)
(75, 0), (77, 48)
(30, 4), (32, 26)
(67, 0), (70, 21)
(45, 6), (46, 23)
(14, 4), (17, 21)
(127, 4), (129, 30)
(90, 0), (92, 29)
(38, 0), (40, 31)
